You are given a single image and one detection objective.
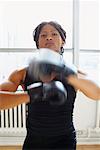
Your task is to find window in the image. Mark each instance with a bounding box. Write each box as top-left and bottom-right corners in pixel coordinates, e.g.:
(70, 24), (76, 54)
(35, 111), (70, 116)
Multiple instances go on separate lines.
(0, 0), (73, 84)
(78, 0), (100, 84)
(79, 0), (99, 50)
(0, 0), (73, 49)
(0, 0), (100, 131)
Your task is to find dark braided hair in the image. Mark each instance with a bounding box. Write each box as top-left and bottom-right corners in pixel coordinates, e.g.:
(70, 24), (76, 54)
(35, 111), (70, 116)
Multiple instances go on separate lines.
(33, 21), (66, 55)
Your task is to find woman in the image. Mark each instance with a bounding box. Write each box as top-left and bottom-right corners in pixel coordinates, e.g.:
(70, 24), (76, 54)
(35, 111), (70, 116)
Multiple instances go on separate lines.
(0, 21), (100, 150)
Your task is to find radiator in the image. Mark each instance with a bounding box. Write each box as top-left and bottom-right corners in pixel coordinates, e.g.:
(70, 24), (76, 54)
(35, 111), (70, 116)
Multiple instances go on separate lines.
(0, 103), (26, 136)
(0, 102), (100, 145)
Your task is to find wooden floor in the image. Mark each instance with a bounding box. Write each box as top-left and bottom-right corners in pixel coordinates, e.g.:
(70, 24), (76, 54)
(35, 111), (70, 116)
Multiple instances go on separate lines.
(0, 145), (100, 150)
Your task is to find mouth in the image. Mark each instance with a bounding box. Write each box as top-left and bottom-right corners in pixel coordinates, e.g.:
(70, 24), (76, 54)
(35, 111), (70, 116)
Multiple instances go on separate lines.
(45, 42), (54, 46)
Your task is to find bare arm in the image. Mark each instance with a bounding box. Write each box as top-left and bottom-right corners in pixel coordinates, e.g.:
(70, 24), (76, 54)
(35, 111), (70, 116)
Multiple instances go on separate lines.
(0, 68), (30, 110)
(67, 74), (100, 100)
(0, 91), (29, 110)
(0, 69), (26, 92)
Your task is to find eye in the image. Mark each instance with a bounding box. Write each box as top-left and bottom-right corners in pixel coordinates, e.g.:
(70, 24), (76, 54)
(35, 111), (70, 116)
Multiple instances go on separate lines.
(40, 34), (47, 37)
(52, 32), (58, 36)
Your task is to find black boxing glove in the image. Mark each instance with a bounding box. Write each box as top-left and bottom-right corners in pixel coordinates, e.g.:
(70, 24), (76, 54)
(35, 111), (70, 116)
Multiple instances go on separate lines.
(28, 48), (77, 81)
(28, 48), (64, 80)
(56, 63), (77, 81)
(27, 82), (43, 103)
(27, 81), (67, 105)
(43, 81), (67, 105)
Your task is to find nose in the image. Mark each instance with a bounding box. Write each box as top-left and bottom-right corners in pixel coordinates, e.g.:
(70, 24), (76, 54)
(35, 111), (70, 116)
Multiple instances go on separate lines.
(46, 34), (52, 40)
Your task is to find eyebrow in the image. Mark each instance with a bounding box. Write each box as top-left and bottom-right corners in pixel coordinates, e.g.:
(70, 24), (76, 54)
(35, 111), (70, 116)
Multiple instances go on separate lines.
(40, 30), (58, 33)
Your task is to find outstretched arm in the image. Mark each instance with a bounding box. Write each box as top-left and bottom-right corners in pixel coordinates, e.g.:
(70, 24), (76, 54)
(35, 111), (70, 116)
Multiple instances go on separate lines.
(0, 68), (30, 110)
(0, 91), (29, 110)
(67, 74), (100, 100)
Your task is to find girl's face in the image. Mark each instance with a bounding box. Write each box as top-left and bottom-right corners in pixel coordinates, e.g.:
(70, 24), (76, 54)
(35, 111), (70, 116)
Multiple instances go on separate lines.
(38, 24), (64, 53)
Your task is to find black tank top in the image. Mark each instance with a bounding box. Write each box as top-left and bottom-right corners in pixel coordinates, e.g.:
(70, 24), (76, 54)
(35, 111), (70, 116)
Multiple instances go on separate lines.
(23, 68), (77, 137)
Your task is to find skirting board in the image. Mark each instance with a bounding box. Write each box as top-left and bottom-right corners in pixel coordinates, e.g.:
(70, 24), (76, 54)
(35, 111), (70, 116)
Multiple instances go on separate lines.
(0, 128), (100, 145)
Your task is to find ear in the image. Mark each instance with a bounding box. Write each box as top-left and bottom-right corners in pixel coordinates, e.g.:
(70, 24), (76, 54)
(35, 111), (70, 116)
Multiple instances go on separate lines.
(61, 40), (65, 47)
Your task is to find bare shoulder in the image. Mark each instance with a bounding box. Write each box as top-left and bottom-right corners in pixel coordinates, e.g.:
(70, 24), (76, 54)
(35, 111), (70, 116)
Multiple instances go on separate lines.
(8, 67), (27, 85)
(0, 67), (27, 92)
